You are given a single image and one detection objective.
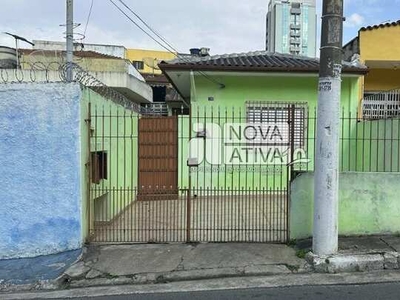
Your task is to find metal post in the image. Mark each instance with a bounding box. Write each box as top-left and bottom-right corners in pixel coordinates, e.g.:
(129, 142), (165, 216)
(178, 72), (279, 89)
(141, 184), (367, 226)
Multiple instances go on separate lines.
(313, 0), (343, 256)
(15, 39), (19, 69)
(186, 104), (192, 243)
(86, 103), (92, 241)
(66, 0), (74, 82)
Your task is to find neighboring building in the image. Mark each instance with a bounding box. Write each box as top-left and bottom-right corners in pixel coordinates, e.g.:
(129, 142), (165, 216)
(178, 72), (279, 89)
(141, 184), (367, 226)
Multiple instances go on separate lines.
(266, 0), (317, 57)
(30, 40), (186, 113)
(343, 20), (400, 118)
(32, 40), (177, 75)
(0, 46), (18, 68)
(126, 48), (177, 75)
(126, 48), (189, 114)
(33, 40), (126, 59)
(343, 20), (400, 93)
(19, 49), (153, 104)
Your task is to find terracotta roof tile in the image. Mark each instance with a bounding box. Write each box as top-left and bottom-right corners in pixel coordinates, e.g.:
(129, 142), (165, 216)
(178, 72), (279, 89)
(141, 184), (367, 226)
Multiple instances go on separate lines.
(360, 20), (400, 31)
(160, 51), (367, 74)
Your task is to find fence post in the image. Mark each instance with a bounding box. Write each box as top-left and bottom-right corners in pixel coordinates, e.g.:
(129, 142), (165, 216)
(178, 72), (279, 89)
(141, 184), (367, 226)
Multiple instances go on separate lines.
(186, 188), (191, 242)
(85, 102), (92, 241)
(289, 104), (296, 181)
(186, 104), (193, 243)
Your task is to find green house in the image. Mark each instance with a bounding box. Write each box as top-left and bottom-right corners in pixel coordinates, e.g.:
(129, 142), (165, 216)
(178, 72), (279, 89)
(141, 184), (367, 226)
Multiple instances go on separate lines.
(159, 51), (367, 190)
(84, 52), (399, 243)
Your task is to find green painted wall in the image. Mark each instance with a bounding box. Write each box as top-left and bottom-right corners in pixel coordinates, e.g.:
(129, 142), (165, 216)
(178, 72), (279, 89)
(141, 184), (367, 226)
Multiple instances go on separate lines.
(178, 74), (361, 190)
(190, 75), (358, 112)
(80, 88), (139, 240)
(290, 172), (400, 239)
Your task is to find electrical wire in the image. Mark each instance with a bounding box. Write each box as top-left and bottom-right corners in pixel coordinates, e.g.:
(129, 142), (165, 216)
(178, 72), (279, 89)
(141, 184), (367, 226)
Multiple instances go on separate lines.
(116, 0), (223, 87)
(108, 0), (225, 88)
(116, 0), (177, 53)
(109, 0), (174, 52)
(83, 0), (94, 38)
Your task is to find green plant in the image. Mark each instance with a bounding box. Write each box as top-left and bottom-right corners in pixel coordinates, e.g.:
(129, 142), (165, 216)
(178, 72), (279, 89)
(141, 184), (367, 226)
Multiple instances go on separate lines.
(296, 249), (308, 259)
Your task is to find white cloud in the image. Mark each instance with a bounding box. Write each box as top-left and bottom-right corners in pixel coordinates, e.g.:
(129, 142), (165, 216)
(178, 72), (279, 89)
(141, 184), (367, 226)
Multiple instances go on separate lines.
(345, 13), (365, 28)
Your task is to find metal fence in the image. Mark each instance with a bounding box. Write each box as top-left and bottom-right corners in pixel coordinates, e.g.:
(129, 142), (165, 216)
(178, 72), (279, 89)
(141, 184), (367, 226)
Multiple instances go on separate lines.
(90, 187), (288, 243)
(88, 102), (297, 244)
(87, 100), (400, 244)
(362, 89), (400, 120)
(311, 109), (400, 173)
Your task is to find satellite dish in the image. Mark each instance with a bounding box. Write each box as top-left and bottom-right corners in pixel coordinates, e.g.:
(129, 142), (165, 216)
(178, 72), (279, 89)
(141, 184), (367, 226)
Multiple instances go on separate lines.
(143, 57), (161, 70)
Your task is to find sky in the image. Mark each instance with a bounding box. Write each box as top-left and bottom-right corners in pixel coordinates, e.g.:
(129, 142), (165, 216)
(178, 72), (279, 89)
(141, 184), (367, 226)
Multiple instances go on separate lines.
(0, 0), (398, 55)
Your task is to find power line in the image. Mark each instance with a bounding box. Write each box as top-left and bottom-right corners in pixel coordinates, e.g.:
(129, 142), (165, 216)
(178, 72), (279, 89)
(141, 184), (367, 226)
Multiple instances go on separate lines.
(116, 0), (177, 53)
(108, 0), (225, 88)
(117, 0), (222, 86)
(83, 0), (94, 38)
(109, 0), (174, 53)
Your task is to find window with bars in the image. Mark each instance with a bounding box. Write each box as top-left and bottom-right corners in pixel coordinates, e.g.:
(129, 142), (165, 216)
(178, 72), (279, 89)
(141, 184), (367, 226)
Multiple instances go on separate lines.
(245, 102), (307, 148)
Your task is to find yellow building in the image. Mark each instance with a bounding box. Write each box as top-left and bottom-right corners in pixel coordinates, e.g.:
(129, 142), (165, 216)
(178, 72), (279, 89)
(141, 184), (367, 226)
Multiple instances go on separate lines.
(344, 20), (400, 94)
(126, 48), (177, 75)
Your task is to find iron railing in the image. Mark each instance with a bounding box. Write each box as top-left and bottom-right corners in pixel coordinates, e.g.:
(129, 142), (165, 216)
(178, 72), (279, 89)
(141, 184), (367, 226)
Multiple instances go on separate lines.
(362, 88), (400, 120)
(90, 187), (288, 243)
(87, 101), (400, 244)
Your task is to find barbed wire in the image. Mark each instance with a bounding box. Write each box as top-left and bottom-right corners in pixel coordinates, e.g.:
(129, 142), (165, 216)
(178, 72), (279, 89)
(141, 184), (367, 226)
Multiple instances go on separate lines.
(0, 62), (147, 114)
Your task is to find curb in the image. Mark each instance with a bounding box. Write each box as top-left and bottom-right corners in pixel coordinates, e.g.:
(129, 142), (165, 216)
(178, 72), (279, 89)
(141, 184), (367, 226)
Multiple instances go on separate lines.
(306, 251), (400, 273)
(4, 270), (400, 300)
(0, 263), (310, 293)
(67, 264), (310, 289)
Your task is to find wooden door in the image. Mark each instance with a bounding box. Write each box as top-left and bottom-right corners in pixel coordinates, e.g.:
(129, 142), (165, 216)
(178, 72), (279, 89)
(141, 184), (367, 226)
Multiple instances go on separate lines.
(138, 116), (178, 200)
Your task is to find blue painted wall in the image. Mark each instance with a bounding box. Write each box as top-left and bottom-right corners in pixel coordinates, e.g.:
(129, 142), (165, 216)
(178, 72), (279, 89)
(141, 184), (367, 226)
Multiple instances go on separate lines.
(0, 83), (82, 259)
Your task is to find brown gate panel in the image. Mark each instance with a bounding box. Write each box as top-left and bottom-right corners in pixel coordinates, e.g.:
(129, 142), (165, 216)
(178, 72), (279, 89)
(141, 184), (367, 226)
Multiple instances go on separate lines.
(138, 116), (178, 200)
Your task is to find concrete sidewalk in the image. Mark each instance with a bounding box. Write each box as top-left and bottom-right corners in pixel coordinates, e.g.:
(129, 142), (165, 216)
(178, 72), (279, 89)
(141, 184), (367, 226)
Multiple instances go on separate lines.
(64, 243), (307, 288)
(3, 235), (400, 293)
(62, 235), (400, 288)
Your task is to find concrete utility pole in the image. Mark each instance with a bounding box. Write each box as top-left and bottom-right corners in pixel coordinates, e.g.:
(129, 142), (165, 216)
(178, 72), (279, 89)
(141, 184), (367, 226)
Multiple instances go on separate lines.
(313, 0), (344, 256)
(66, 0), (74, 82)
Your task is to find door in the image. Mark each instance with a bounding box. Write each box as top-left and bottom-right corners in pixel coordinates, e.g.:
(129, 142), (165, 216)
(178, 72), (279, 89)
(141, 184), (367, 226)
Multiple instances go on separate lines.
(138, 116), (178, 200)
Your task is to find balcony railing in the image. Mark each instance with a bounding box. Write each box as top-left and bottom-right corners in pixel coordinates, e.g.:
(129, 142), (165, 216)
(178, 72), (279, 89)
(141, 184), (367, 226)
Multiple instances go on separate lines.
(362, 88), (400, 119)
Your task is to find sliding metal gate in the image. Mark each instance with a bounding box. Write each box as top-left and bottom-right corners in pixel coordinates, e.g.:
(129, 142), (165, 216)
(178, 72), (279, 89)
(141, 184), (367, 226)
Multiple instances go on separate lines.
(87, 102), (300, 243)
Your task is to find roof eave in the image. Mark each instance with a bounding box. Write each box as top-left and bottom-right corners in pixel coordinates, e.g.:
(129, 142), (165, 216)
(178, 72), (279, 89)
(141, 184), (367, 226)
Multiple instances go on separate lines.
(159, 63), (368, 75)
(160, 69), (190, 108)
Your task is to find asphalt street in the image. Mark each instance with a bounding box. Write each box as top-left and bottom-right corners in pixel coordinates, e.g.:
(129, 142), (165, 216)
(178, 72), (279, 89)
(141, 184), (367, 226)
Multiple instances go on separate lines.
(40, 282), (400, 300)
